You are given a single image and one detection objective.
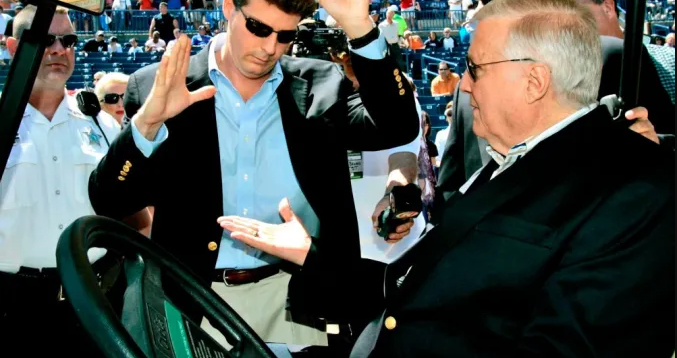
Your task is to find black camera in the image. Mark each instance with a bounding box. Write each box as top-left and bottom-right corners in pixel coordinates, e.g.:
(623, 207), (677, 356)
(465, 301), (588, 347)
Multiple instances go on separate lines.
(294, 24), (348, 61)
(377, 183), (423, 239)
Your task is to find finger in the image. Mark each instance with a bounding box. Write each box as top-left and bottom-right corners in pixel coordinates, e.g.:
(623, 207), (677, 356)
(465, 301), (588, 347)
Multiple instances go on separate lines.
(188, 86), (217, 105)
(219, 220), (260, 238)
(173, 37), (187, 86)
(625, 107), (648, 121)
(164, 37), (182, 85)
(154, 53), (169, 89)
(395, 220), (415, 233)
(230, 231), (273, 253)
(278, 198), (296, 223)
(629, 120), (653, 134)
(179, 35), (192, 78)
(218, 216), (262, 231)
(389, 229), (410, 240)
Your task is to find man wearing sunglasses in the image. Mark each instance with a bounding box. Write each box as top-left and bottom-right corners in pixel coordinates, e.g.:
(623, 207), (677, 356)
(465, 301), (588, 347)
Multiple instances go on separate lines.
(0, 6), (152, 356)
(214, 0), (673, 356)
(88, 0), (419, 353)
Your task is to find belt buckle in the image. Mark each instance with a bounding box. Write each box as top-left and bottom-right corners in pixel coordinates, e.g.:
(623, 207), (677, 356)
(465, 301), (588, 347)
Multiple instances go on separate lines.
(222, 269), (238, 287)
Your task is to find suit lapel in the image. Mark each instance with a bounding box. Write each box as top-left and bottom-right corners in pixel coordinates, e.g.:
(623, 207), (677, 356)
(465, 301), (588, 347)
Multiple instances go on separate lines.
(392, 107), (611, 304)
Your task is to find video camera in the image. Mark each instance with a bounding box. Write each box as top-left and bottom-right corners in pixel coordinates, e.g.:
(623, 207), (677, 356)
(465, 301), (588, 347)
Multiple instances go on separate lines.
(376, 184), (423, 239)
(294, 23), (349, 62)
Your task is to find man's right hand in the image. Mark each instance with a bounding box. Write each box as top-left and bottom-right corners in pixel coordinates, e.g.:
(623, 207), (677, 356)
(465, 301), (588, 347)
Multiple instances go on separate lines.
(133, 34), (216, 141)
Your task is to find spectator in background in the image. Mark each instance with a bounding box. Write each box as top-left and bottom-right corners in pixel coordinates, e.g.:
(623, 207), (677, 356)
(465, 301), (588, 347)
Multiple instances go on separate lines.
(431, 61), (460, 96)
(93, 70), (106, 86)
(434, 102), (453, 167)
(448, 0), (462, 26)
(0, 39), (10, 65)
(0, 6), (10, 40)
(442, 26), (455, 51)
(191, 24), (212, 46)
(403, 30), (424, 50)
(202, 21), (214, 35)
(137, 0), (155, 10)
(149, 2), (178, 44)
(369, 9), (379, 23)
(418, 110), (437, 222)
(379, 7), (405, 70)
(128, 37), (144, 54)
(83, 30), (108, 52)
(188, 0), (205, 30)
(424, 30), (442, 49)
(3, 3), (21, 38)
(145, 30), (167, 52)
(108, 36), (123, 53)
(167, 28), (181, 49)
(389, 5), (408, 36)
(94, 72), (129, 128)
(665, 33), (675, 47)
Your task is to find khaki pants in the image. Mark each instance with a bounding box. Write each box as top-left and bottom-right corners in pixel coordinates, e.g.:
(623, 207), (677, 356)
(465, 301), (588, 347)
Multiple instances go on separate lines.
(200, 270), (328, 349)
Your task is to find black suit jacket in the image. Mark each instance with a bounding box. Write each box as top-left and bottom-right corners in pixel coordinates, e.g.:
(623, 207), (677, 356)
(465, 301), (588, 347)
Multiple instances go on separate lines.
(436, 35), (676, 203)
(88, 41), (419, 316)
(345, 107), (674, 357)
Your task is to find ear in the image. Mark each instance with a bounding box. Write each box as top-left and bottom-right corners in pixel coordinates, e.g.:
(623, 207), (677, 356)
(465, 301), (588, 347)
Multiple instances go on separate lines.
(222, 0), (235, 21)
(6, 37), (17, 57)
(524, 64), (550, 104)
(601, 0), (617, 20)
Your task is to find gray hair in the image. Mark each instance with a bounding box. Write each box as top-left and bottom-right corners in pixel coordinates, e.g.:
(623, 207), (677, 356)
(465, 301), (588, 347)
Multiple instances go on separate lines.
(475, 0), (602, 106)
(94, 72), (130, 101)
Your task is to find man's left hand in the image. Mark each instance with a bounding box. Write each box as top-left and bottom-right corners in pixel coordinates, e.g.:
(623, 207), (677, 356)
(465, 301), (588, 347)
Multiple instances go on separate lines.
(372, 195), (415, 243)
(626, 107), (659, 144)
(217, 198), (311, 266)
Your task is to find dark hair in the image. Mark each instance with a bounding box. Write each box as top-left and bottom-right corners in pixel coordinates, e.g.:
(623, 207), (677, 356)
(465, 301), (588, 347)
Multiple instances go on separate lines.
(233, 0), (316, 19)
(438, 61), (449, 70)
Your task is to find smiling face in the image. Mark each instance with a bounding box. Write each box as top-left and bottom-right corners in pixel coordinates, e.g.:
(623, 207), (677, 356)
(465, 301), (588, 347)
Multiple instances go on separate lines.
(222, 0), (301, 80)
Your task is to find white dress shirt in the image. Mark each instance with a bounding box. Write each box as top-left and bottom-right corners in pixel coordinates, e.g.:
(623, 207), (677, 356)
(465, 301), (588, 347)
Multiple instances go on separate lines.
(0, 92), (120, 273)
(460, 104), (598, 194)
(434, 126), (449, 165)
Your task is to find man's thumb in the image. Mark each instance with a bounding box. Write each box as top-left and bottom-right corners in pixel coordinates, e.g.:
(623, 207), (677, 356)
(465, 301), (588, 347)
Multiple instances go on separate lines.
(278, 198), (296, 222)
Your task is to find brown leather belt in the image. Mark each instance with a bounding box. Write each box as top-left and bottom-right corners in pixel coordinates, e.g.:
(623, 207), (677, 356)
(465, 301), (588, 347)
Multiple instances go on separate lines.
(213, 265), (280, 286)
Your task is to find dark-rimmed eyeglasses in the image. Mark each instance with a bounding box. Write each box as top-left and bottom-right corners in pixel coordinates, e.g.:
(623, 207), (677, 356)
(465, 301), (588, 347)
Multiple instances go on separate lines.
(239, 7), (297, 44)
(465, 55), (534, 81)
(102, 93), (124, 104)
(45, 34), (78, 49)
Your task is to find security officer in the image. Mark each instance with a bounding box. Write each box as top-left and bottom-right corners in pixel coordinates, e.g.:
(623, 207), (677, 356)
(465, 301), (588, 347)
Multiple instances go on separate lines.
(1, 5), (148, 356)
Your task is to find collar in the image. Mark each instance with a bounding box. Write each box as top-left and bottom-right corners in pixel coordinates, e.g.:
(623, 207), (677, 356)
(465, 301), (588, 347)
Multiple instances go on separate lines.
(24, 89), (78, 126)
(486, 103), (599, 166)
(207, 32), (283, 90)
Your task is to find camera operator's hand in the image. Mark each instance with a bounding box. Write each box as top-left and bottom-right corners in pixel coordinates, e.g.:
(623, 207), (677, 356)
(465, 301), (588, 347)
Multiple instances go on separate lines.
(319, 0), (372, 40)
(133, 35), (217, 141)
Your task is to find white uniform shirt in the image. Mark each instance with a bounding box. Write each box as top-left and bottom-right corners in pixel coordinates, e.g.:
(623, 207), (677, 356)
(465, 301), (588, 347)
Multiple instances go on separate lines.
(354, 100), (426, 264)
(0, 92), (120, 273)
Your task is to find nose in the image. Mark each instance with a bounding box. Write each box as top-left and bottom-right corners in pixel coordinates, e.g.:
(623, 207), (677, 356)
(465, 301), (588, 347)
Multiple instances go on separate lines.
(261, 33), (277, 57)
(47, 38), (68, 56)
(460, 71), (473, 94)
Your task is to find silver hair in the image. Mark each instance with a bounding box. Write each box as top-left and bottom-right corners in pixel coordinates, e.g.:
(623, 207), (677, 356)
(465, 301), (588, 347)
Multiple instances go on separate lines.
(474, 0), (602, 106)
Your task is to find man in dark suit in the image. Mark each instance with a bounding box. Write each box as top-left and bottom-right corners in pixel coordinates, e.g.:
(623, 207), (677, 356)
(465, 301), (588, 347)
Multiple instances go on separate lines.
(217, 0), (675, 356)
(88, 0), (419, 351)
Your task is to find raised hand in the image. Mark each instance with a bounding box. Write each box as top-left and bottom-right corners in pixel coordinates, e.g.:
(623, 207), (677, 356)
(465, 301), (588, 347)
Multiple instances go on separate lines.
(318, 0), (373, 39)
(217, 198), (312, 266)
(134, 35), (217, 140)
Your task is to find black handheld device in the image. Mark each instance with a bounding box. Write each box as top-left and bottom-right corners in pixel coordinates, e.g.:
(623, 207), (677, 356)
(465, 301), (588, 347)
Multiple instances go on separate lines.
(377, 183), (423, 239)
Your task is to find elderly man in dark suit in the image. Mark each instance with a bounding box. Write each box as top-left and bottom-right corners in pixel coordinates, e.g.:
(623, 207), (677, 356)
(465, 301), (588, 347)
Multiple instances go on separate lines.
(217, 0), (675, 356)
(88, 0), (419, 351)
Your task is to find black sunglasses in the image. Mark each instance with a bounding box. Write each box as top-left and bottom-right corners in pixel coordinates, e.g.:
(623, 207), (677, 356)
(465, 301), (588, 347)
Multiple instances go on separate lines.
(239, 8), (297, 44)
(102, 93), (124, 104)
(465, 55), (534, 81)
(45, 34), (78, 49)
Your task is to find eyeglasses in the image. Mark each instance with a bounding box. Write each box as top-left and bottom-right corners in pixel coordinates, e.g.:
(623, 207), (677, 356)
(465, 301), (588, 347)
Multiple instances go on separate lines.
(465, 55), (534, 81)
(45, 34), (78, 49)
(239, 7), (297, 44)
(102, 93), (124, 104)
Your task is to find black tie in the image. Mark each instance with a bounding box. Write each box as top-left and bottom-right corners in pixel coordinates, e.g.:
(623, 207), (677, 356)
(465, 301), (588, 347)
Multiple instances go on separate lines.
(464, 160), (499, 195)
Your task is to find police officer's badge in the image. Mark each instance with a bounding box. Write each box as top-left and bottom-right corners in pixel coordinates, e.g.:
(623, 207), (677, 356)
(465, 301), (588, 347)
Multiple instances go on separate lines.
(83, 126), (102, 147)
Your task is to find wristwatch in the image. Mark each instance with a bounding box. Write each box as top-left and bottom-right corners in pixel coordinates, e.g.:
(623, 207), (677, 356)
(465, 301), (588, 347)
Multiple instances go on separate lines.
(349, 26), (380, 50)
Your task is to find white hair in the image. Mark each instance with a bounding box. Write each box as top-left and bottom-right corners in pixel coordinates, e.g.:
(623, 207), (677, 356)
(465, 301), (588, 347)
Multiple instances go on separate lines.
(474, 0), (602, 107)
(94, 72), (130, 101)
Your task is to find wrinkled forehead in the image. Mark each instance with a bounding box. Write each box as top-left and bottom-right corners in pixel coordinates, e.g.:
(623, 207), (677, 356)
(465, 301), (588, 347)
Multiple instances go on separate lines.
(48, 13), (75, 35)
(469, 18), (512, 62)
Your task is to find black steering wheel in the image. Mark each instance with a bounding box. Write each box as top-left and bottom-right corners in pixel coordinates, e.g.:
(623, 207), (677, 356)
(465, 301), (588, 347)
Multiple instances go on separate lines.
(56, 215), (276, 358)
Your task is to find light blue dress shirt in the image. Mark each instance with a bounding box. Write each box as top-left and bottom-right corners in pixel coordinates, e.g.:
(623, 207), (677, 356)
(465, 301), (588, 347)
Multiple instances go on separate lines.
(132, 31), (387, 269)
